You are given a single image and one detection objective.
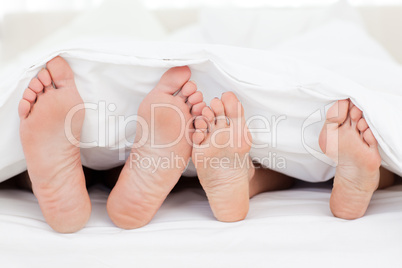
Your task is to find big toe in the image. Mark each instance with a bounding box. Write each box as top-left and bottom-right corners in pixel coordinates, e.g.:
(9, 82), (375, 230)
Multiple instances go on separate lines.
(156, 66), (191, 95)
(319, 99), (349, 154)
(221, 91), (243, 119)
(46, 56), (75, 89)
(326, 99), (349, 125)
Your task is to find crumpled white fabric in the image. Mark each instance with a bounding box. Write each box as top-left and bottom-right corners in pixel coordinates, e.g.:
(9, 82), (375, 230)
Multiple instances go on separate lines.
(1, 38), (401, 183)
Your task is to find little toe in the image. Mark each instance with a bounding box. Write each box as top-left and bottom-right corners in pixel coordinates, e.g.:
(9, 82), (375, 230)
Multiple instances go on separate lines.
(191, 102), (206, 117)
(326, 99), (349, 125)
(221, 91), (243, 119)
(23, 88), (37, 103)
(28, 78), (44, 93)
(357, 118), (369, 132)
(363, 128), (378, 148)
(18, 99), (31, 119)
(156, 66), (191, 95)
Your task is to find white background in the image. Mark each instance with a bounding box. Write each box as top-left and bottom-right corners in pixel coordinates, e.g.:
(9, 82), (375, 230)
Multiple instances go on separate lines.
(1, 0), (402, 18)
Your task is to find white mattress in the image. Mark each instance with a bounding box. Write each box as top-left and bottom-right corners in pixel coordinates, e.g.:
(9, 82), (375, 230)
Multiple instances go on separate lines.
(0, 181), (401, 267)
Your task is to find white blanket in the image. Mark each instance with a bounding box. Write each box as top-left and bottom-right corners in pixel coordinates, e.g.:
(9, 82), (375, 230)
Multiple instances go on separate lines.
(1, 37), (402, 183)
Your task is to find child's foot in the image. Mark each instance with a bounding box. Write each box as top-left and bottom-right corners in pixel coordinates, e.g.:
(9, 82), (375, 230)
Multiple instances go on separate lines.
(192, 92), (254, 222)
(107, 66), (205, 229)
(319, 99), (381, 219)
(18, 56), (91, 233)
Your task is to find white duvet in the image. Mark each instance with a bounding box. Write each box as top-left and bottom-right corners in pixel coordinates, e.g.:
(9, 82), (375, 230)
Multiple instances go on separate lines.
(0, 28), (402, 183)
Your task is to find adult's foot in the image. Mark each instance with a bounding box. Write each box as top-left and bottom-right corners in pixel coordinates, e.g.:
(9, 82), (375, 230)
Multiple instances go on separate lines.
(107, 66), (205, 229)
(319, 99), (381, 219)
(18, 56), (91, 233)
(192, 92), (253, 222)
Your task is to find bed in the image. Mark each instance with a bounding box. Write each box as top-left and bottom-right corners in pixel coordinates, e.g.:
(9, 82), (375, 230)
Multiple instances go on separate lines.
(1, 181), (401, 267)
(0, 1), (401, 267)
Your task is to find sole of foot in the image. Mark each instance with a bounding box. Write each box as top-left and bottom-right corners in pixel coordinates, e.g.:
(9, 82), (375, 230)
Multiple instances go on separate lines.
(107, 66), (206, 229)
(19, 56), (91, 233)
(192, 92), (254, 222)
(319, 99), (381, 219)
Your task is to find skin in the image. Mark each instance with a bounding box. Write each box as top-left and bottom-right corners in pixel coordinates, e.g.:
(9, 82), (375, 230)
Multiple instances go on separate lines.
(319, 99), (383, 219)
(106, 66), (206, 229)
(192, 92), (294, 222)
(18, 56), (91, 233)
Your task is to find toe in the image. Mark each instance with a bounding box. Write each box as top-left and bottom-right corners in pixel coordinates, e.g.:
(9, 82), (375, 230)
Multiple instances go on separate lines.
(187, 91), (203, 106)
(357, 118), (369, 132)
(326, 99), (349, 125)
(156, 66), (191, 95)
(22, 88), (37, 103)
(192, 116), (209, 145)
(176, 81), (196, 102)
(319, 99), (349, 154)
(221, 91), (243, 119)
(210, 98), (227, 126)
(363, 128), (378, 148)
(202, 106), (215, 124)
(350, 105), (363, 123)
(182, 81), (197, 97)
(194, 116), (208, 130)
(28, 78), (44, 93)
(191, 102), (206, 117)
(37, 68), (53, 89)
(18, 99), (31, 119)
(210, 97), (225, 116)
(175, 90), (187, 102)
(193, 130), (206, 145)
(46, 56), (75, 89)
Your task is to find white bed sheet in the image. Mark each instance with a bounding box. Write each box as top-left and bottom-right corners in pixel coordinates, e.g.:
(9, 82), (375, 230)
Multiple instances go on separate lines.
(0, 182), (401, 267)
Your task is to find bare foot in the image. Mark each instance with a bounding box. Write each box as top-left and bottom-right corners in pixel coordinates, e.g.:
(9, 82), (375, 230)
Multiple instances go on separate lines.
(18, 56), (91, 233)
(107, 66), (206, 229)
(192, 92), (253, 222)
(319, 99), (381, 219)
